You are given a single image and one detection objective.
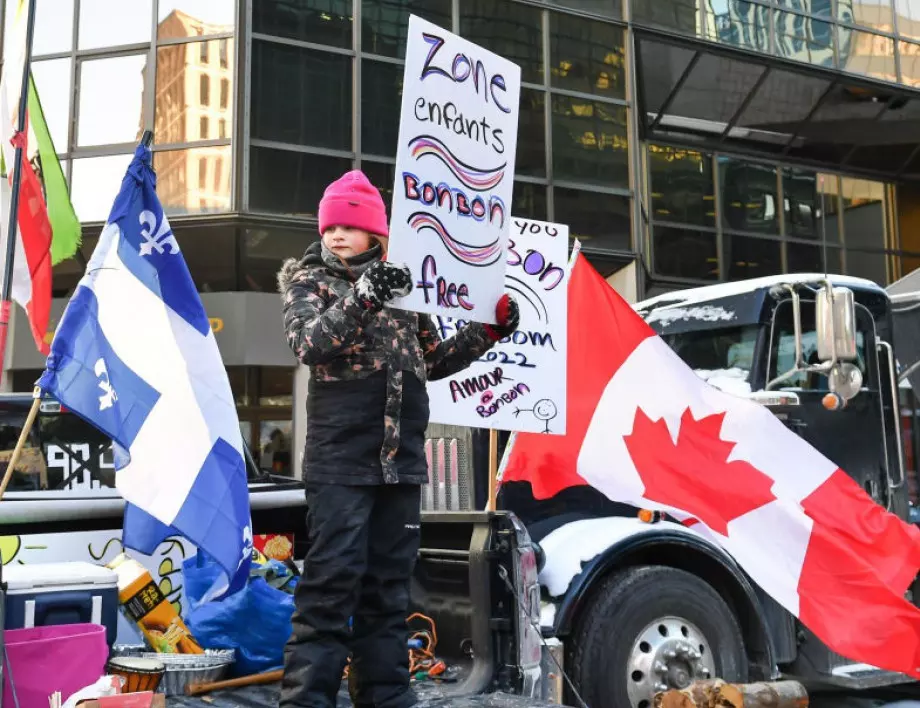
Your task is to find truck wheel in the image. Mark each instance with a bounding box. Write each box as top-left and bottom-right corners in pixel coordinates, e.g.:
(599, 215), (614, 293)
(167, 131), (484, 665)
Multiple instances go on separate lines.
(568, 565), (747, 708)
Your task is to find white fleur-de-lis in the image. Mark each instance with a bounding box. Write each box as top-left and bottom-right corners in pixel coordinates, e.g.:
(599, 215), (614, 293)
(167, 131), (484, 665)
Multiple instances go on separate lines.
(138, 209), (179, 257)
(94, 358), (117, 411)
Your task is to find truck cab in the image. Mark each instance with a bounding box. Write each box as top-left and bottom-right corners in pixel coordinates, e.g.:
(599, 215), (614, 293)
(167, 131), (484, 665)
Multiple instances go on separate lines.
(502, 272), (918, 708)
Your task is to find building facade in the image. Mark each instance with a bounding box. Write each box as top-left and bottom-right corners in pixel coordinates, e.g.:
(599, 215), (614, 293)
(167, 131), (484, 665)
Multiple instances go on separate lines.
(4, 0), (920, 475)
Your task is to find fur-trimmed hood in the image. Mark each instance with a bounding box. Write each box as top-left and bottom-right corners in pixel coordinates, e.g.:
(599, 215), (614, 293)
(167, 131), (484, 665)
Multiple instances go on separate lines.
(277, 241), (323, 295)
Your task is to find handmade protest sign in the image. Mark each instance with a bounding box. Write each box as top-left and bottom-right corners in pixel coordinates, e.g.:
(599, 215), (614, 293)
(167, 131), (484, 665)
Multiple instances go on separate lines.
(427, 218), (569, 434)
(387, 14), (521, 324)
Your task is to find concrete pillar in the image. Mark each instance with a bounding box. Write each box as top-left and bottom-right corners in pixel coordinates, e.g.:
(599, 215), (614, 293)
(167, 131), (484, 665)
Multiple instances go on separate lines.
(291, 363), (310, 479)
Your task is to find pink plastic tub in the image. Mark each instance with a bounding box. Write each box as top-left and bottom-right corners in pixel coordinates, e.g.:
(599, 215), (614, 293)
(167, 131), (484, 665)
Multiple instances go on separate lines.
(3, 624), (108, 708)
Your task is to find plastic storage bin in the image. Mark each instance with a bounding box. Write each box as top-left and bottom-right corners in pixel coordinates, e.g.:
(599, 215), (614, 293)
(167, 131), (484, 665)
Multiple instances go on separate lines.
(3, 624), (108, 708)
(4, 562), (118, 647)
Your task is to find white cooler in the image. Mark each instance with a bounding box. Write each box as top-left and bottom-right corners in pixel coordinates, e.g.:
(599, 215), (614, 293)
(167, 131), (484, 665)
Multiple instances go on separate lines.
(3, 561), (119, 647)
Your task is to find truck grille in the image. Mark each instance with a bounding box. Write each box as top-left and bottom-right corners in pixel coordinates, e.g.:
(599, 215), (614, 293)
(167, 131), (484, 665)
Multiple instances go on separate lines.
(423, 423), (475, 511)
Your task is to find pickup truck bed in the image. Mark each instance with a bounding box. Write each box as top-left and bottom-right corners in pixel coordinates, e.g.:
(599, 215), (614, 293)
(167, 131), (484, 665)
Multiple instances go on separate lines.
(170, 682), (561, 708)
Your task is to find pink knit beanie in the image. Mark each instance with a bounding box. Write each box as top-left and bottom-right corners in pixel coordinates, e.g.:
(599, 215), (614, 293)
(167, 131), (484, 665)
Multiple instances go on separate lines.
(317, 170), (389, 238)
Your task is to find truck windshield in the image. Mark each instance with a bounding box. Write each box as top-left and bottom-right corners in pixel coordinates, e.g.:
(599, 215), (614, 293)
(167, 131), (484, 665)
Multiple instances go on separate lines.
(661, 325), (760, 395)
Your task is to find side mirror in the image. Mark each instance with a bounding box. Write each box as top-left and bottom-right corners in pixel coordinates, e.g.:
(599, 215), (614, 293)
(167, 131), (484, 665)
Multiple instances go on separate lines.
(817, 286), (858, 362)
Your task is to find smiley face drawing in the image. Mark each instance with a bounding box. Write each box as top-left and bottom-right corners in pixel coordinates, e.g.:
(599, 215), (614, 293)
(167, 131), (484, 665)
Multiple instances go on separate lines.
(513, 398), (558, 433)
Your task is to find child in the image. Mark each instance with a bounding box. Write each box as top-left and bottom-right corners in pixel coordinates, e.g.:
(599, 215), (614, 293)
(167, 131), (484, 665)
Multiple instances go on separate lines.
(277, 170), (519, 708)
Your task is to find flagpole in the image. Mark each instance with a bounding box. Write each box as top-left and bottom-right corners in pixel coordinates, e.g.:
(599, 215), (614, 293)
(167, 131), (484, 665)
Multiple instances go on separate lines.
(486, 428), (498, 511)
(0, 0), (38, 384)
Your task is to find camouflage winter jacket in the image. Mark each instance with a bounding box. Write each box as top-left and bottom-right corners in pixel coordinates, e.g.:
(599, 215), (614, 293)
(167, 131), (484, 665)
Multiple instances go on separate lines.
(278, 241), (498, 484)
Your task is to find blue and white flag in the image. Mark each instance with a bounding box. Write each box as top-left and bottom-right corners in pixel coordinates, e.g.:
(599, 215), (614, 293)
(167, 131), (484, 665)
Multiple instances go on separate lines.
(39, 144), (252, 600)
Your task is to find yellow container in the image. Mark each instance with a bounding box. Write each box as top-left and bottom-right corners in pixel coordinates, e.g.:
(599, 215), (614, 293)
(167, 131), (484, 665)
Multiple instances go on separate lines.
(107, 553), (203, 654)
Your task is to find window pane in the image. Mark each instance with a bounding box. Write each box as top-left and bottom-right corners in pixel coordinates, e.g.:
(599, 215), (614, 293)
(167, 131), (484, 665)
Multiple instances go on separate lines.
(78, 55), (147, 147)
(550, 13), (626, 99)
(787, 241), (841, 272)
(253, 0), (353, 49)
(718, 157), (779, 235)
(900, 40), (920, 85)
(156, 40), (235, 145)
(79, 0), (152, 50)
(724, 234), (782, 280)
(782, 168), (840, 241)
(774, 0), (833, 17)
(362, 60), (402, 157)
(174, 224), (238, 290)
(259, 420), (294, 476)
(897, 0), (920, 40)
(839, 26), (897, 81)
(243, 227), (315, 292)
(260, 368), (296, 407)
(460, 0), (544, 85)
(249, 148), (351, 216)
(837, 0), (893, 31)
(71, 153), (134, 222)
(775, 10), (835, 68)
(551, 96), (628, 187)
(550, 0), (621, 18)
(649, 145), (715, 228)
(846, 249), (889, 284)
(32, 59), (70, 152)
(553, 188), (630, 251)
(631, 0), (699, 35)
(841, 177), (887, 250)
(512, 182), (548, 221)
(251, 41), (352, 150)
(517, 89), (546, 178)
(703, 0), (770, 52)
(25, 0), (74, 56)
(361, 160), (397, 208)
(653, 225), (719, 280)
(158, 0), (235, 39)
(363, 0), (451, 59)
(153, 145), (232, 215)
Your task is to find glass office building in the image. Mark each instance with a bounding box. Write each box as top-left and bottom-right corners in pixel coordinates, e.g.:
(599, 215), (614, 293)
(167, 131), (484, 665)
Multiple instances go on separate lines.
(5, 0), (920, 472)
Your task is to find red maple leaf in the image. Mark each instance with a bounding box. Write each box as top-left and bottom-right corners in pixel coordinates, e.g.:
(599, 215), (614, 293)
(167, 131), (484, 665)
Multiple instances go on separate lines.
(623, 408), (776, 536)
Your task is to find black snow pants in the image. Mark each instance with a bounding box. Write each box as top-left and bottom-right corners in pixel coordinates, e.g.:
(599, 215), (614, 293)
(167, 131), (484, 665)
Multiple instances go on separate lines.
(281, 482), (422, 708)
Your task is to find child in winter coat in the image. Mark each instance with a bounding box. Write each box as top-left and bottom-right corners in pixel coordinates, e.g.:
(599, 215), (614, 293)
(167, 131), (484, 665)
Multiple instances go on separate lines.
(277, 170), (519, 708)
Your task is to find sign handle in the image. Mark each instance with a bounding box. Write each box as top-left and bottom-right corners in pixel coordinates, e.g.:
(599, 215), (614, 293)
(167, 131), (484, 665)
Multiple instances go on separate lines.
(0, 387), (41, 501)
(487, 428), (498, 512)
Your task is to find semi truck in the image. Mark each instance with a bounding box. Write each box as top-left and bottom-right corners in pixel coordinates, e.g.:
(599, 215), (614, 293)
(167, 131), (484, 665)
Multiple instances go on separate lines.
(2, 270), (920, 707)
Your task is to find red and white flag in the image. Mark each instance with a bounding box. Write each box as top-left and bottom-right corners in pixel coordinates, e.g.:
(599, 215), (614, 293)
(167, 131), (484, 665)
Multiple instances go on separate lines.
(501, 253), (920, 677)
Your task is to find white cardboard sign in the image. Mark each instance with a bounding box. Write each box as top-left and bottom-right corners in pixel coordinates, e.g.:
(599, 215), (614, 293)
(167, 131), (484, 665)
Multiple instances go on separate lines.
(427, 218), (569, 434)
(387, 14), (521, 324)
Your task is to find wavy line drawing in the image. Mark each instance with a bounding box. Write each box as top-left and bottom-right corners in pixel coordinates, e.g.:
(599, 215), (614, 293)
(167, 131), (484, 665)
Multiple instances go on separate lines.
(408, 211), (502, 268)
(409, 135), (506, 192)
(507, 274), (549, 323)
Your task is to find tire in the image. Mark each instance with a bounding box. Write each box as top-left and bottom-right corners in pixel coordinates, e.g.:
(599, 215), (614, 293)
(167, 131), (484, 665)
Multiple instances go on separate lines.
(566, 565), (748, 708)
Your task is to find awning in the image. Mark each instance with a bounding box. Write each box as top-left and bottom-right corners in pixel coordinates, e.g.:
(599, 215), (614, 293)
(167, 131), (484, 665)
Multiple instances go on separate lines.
(634, 27), (920, 180)
(8, 292), (297, 371)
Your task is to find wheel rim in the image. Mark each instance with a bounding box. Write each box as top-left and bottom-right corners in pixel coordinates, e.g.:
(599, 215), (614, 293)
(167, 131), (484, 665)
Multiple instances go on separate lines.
(625, 615), (717, 708)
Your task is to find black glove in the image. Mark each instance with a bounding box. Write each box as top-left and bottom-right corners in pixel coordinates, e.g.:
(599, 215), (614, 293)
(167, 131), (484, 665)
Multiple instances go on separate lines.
(355, 261), (413, 311)
(484, 293), (520, 341)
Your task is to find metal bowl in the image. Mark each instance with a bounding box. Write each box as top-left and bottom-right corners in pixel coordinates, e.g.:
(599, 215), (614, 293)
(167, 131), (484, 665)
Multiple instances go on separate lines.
(111, 645), (235, 696)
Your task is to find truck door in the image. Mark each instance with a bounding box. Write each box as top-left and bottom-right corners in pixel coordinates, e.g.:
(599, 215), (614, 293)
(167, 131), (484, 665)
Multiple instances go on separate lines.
(767, 298), (892, 508)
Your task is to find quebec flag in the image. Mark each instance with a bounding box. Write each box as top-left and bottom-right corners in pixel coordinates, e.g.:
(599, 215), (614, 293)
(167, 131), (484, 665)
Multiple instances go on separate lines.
(38, 144), (252, 600)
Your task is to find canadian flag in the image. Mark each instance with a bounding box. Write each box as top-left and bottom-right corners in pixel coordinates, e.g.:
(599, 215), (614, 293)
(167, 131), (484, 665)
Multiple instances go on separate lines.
(501, 254), (920, 678)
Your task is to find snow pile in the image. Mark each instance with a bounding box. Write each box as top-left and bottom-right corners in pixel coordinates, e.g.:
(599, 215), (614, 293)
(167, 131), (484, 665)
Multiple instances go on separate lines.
(537, 517), (710, 597)
(694, 367), (752, 396)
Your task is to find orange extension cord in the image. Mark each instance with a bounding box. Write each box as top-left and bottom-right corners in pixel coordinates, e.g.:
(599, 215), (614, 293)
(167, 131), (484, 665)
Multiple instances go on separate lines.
(342, 613), (443, 680)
